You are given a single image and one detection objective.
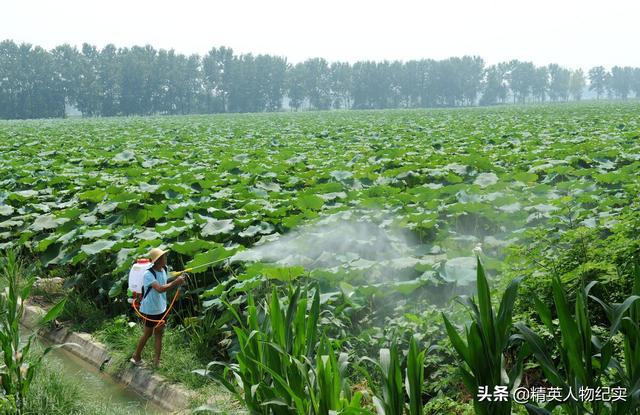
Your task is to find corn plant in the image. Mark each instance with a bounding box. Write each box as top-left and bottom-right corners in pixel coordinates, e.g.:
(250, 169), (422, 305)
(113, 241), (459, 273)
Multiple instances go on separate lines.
(406, 336), (427, 415)
(195, 282), (368, 414)
(515, 276), (602, 414)
(0, 250), (68, 414)
(515, 265), (640, 415)
(599, 262), (640, 414)
(358, 336), (429, 415)
(369, 343), (404, 414)
(442, 257), (523, 415)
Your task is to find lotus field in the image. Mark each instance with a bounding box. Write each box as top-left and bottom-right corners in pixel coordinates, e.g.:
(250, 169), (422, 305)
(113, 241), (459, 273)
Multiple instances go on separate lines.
(2, 103), (640, 413)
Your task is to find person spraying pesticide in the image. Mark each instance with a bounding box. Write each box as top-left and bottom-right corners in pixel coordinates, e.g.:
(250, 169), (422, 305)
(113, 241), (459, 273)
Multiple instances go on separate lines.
(130, 247), (185, 368)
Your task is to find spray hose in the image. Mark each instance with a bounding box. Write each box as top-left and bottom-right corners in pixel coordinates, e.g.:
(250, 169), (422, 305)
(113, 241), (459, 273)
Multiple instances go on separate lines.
(131, 290), (180, 328)
(131, 257), (229, 328)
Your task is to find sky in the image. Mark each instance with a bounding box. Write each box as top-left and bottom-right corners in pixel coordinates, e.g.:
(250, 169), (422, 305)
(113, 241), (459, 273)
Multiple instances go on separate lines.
(2, 0), (640, 70)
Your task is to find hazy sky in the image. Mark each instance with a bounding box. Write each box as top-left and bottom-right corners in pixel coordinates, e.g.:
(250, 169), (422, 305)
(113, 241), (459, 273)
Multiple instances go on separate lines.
(3, 0), (639, 70)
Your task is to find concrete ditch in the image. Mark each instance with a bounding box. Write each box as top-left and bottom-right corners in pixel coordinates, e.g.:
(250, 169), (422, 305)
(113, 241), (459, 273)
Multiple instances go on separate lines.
(21, 302), (194, 414)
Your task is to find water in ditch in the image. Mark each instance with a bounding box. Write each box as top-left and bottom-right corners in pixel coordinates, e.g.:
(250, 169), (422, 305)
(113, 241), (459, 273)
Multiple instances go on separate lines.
(45, 342), (163, 414)
(24, 328), (164, 414)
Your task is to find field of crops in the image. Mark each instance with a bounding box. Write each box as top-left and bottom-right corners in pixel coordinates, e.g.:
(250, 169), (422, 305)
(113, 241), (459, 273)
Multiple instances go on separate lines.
(2, 102), (640, 413)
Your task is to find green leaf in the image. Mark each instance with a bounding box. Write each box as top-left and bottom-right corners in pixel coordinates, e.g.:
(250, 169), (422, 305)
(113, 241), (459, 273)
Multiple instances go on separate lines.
(78, 189), (106, 203)
(512, 171), (538, 183)
(261, 265), (305, 282)
(515, 323), (565, 387)
(30, 214), (69, 231)
(475, 257), (495, 351)
(201, 219), (235, 237)
(39, 298), (67, 325)
(135, 229), (162, 240)
(0, 205), (15, 216)
(80, 239), (116, 255)
(296, 194), (324, 211)
(112, 150), (136, 162)
(171, 239), (219, 256)
(442, 315), (470, 364)
(185, 247), (234, 273)
(407, 336), (425, 415)
(496, 275), (522, 347)
(330, 170), (353, 181)
(551, 275), (587, 382)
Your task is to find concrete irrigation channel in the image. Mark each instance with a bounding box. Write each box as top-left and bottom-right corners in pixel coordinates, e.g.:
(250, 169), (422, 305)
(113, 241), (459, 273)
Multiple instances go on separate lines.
(21, 302), (193, 414)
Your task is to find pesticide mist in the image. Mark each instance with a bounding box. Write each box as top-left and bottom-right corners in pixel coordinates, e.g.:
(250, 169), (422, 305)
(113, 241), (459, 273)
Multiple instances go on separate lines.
(230, 210), (478, 288)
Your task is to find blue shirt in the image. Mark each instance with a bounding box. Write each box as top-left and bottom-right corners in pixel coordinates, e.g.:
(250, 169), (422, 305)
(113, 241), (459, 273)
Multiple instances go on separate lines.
(140, 268), (167, 315)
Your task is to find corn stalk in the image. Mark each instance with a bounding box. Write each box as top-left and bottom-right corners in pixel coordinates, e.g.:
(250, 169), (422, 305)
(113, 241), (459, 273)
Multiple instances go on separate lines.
(0, 250), (68, 414)
(442, 257), (523, 415)
(195, 282), (368, 414)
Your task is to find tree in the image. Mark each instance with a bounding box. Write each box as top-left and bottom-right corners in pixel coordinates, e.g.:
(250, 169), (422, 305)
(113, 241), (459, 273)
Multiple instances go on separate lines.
(569, 69), (586, 101)
(76, 43), (101, 116)
(51, 44), (81, 114)
(609, 66), (633, 99)
(531, 66), (548, 103)
(350, 61), (379, 109)
(202, 47), (234, 113)
(286, 62), (306, 111)
(427, 58), (465, 107)
(388, 60), (404, 108)
(0, 40), (20, 119)
(98, 44), (121, 116)
(548, 63), (571, 101)
(18, 44), (65, 118)
(588, 66), (608, 100)
(397, 60), (421, 108)
(256, 55), (287, 112)
(227, 53), (259, 113)
(507, 60), (536, 104)
(417, 59), (437, 107)
(179, 54), (203, 114)
(2, 38), (640, 119)
(631, 68), (640, 99)
(119, 45), (156, 115)
(329, 62), (351, 109)
(302, 58), (331, 110)
(460, 55), (485, 106)
(480, 64), (508, 106)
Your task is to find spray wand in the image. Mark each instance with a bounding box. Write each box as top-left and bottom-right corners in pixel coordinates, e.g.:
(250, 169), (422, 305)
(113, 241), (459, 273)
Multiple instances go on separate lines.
(169, 257), (229, 277)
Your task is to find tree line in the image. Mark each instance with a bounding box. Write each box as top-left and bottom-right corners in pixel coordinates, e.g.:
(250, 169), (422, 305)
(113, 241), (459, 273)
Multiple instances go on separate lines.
(1, 39), (640, 119)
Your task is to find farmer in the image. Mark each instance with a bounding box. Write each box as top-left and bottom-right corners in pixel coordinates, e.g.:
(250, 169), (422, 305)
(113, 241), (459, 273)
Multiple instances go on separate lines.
(130, 247), (185, 368)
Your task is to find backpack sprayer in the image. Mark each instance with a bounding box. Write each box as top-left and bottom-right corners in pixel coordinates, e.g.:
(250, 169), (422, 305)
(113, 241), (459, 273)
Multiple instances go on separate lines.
(127, 257), (229, 327)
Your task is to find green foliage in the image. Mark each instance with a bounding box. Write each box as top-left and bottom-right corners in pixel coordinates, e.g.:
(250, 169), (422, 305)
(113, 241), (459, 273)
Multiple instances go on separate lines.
(195, 283), (367, 414)
(423, 394), (474, 415)
(1, 38), (614, 120)
(92, 315), (210, 390)
(2, 104), (640, 414)
(372, 345), (404, 414)
(0, 250), (68, 414)
(25, 357), (155, 415)
(407, 337), (427, 415)
(442, 257), (522, 415)
(516, 263), (640, 414)
(605, 263), (640, 414)
(360, 336), (429, 415)
(57, 291), (106, 333)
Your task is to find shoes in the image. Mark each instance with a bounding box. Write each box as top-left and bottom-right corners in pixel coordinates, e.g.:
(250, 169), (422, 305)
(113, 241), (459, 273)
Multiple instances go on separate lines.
(129, 357), (144, 366)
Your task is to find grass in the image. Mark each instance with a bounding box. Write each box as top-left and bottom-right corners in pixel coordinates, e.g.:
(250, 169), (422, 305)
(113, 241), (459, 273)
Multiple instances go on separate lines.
(93, 315), (209, 388)
(14, 264), (238, 411)
(91, 315), (239, 411)
(54, 291), (215, 388)
(57, 291), (112, 333)
(25, 358), (154, 415)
